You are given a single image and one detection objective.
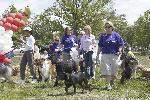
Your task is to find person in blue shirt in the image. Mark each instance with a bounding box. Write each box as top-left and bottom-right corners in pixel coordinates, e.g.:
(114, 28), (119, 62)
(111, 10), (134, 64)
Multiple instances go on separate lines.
(96, 21), (125, 90)
(61, 27), (77, 61)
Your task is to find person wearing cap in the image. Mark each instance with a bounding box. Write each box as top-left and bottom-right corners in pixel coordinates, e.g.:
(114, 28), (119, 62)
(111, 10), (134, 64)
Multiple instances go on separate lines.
(96, 21), (125, 90)
(17, 27), (37, 84)
(79, 25), (96, 79)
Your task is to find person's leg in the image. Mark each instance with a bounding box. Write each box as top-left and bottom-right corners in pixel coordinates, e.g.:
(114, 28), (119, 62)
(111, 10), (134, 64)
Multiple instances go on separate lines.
(83, 52), (90, 78)
(88, 51), (94, 78)
(110, 54), (119, 86)
(101, 54), (112, 89)
(20, 52), (27, 80)
(92, 62), (96, 79)
(27, 50), (37, 79)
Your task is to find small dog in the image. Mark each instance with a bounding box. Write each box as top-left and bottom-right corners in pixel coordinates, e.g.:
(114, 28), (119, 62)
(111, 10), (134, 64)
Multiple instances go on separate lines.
(0, 63), (13, 82)
(54, 59), (78, 87)
(64, 71), (91, 94)
(120, 53), (138, 84)
(35, 58), (51, 82)
(12, 66), (19, 76)
(137, 64), (150, 79)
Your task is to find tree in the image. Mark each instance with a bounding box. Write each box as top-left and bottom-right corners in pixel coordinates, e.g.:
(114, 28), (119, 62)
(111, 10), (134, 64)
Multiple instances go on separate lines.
(31, 0), (116, 44)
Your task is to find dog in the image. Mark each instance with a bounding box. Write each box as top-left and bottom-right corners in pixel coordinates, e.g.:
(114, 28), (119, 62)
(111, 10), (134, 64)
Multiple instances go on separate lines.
(0, 63), (13, 82)
(120, 53), (138, 84)
(34, 58), (51, 82)
(137, 64), (150, 79)
(64, 71), (91, 94)
(53, 59), (78, 87)
(12, 66), (19, 76)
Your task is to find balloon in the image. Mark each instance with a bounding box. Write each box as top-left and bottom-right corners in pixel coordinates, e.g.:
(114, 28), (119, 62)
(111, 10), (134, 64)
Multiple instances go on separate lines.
(1, 18), (6, 23)
(24, 6), (31, 18)
(20, 20), (26, 27)
(11, 24), (18, 32)
(0, 51), (5, 57)
(0, 21), (3, 26)
(3, 58), (12, 64)
(15, 13), (24, 19)
(0, 51), (6, 60)
(8, 13), (16, 19)
(3, 23), (11, 30)
(6, 17), (14, 24)
(13, 18), (21, 27)
(0, 26), (5, 33)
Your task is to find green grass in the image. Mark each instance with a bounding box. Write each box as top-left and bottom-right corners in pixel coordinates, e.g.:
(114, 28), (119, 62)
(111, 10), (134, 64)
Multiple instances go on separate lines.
(0, 55), (150, 100)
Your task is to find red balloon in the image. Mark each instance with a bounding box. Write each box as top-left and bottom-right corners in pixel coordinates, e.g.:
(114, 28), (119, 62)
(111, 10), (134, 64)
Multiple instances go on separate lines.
(1, 18), (6, 23)
(11, 24), (18, 32)
(0, 21), (3, 26)
(0, 51), (6, 60)
(13, 18), (21, 27)
(6, 17), (14, 24)
(15, 13), (23, 19)
(8, 13), (16, 19)
(20, 20), (26, 27)
(3, 58), (12, 64)
(3, 23), (11, 30)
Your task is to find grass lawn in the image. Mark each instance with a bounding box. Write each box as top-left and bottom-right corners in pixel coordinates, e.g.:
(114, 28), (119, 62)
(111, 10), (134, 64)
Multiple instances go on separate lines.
(0, 55), (150, 100)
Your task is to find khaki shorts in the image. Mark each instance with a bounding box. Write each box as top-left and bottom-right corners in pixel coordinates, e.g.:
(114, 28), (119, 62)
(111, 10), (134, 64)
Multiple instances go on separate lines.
(100, 54), (119, 76)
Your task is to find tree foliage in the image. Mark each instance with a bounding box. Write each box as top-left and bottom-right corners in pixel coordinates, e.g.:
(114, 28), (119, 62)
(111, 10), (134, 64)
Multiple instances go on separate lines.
(31, 0), (118, 45)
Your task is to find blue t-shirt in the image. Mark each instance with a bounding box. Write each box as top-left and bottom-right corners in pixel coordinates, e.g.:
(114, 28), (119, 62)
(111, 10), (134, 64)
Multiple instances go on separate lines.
(98, 32), (125, 54)
(61, 34), (77, 52)
(50, 42), (59, 53)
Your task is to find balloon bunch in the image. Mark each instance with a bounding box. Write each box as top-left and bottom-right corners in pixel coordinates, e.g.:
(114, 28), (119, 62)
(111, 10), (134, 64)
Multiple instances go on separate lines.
(0, 6), (31, 32)
(0, 6), (31, 64)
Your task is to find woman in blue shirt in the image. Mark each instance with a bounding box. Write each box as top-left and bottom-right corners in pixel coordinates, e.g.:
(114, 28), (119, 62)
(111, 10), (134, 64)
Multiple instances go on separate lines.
(61, 27), (77, 61)
(97, 21), (125, 90)
(48, 36), (61, 65)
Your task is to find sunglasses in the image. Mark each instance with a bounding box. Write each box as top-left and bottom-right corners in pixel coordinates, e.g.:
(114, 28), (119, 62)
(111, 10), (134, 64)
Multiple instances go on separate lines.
(105, 26), (112, 28)
(55, 40), (59, 41)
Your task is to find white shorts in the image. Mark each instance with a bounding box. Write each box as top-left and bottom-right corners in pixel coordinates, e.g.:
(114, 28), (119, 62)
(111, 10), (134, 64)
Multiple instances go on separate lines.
(100, 54), (119, 76)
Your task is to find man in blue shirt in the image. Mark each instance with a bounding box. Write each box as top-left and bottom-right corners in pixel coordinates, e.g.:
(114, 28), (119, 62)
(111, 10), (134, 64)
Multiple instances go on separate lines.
(97, 21), (125, 90)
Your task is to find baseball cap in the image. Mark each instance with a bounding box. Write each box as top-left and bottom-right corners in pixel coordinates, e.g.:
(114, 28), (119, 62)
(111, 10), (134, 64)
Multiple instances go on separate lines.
(23, 27), (32, 31)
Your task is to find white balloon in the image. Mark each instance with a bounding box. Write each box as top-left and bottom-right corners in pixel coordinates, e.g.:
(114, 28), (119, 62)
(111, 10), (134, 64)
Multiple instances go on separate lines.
(0, 26), (5, 32)
(0, 26), (5, 36)
(5, 30), (13, 37)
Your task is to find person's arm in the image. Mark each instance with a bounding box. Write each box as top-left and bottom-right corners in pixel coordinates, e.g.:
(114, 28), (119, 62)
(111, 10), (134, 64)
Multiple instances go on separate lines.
(97, 46), (101, 58)
(78, 36), (83, 55)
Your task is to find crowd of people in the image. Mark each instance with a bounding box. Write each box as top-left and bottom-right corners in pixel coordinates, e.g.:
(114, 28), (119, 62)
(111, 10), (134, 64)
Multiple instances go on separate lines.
(16, 21), (129, 90)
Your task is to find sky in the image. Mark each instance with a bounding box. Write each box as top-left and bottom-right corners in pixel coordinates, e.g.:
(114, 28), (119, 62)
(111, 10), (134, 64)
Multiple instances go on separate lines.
(0, 0), (150, 25)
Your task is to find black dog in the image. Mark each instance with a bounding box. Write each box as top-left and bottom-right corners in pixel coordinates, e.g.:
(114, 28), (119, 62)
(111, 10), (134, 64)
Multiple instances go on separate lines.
(120, 53), (138, 84)
(53, 59), (78, 87)
(64, 71), (91, 93)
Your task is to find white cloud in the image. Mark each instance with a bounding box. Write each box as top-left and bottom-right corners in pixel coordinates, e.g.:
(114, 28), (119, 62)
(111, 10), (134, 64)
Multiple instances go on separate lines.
(113, 0), (150, 24)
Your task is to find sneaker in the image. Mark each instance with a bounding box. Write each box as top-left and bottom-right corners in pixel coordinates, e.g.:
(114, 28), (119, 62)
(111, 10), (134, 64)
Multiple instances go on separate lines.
(15, 79), (25, 84)
(110, 80), (114, 86)
(107, 85), (112, 91)
(31, 79), (37, 83)
(102, 85), (112, 91)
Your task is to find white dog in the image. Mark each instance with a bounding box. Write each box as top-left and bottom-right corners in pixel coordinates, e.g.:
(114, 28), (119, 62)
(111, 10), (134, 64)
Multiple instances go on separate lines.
(35, 58), (51, 82)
